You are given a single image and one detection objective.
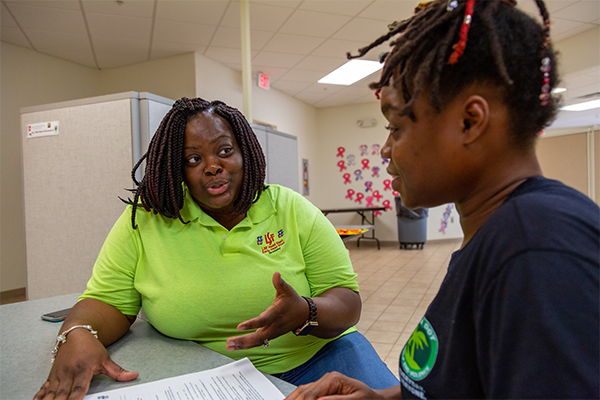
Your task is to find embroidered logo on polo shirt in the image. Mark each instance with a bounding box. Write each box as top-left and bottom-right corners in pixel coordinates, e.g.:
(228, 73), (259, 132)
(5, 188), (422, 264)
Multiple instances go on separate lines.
(257, 230), (285, 254)
(401, 317), (438, 381)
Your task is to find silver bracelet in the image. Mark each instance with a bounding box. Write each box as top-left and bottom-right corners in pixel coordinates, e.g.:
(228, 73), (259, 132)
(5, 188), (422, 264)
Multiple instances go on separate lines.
(51, 325), (98, 364)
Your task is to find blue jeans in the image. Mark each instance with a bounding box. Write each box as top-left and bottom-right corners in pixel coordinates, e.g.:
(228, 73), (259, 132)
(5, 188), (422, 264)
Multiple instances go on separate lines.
(273, 331), (399, 389)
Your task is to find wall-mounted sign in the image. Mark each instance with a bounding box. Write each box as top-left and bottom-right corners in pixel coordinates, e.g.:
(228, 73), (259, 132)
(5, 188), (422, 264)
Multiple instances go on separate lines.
(258, 73), (270, 90)
(27, 121), (59, 138)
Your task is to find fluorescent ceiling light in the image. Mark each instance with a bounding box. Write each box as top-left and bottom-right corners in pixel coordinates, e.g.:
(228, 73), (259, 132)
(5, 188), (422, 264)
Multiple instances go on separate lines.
(318, 60), (382, 85)
(552, 87), (567, 94)
(561, 99), (600, 111)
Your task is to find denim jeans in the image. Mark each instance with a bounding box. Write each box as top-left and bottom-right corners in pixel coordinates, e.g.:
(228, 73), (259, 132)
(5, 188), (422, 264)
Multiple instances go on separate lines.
(273, 331), (400, 389)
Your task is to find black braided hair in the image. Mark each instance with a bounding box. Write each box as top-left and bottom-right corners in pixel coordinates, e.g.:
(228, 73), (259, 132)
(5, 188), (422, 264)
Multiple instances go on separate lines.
(348, 0), (560, 149)
(125, 97), (267, 229)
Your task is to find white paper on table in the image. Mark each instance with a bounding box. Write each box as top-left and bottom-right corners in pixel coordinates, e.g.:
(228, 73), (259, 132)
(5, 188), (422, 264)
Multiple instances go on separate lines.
(83, 357), (285, 400)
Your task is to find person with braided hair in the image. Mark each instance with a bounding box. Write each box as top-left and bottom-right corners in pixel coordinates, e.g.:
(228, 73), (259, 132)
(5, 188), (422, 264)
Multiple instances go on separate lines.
(287, 0), (599, 399)
(35, 97), (400, 400)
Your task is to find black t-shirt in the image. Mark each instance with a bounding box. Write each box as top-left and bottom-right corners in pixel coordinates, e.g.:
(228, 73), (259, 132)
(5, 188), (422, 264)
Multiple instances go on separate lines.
(399, 177), (599, 399)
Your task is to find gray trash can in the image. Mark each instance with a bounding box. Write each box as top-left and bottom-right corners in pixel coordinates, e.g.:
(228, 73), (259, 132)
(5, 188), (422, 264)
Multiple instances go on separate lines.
(395, 196), (428, 249)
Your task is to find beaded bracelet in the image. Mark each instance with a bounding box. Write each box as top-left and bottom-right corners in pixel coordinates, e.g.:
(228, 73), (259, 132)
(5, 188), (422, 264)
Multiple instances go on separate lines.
(51, 325), (98, 364)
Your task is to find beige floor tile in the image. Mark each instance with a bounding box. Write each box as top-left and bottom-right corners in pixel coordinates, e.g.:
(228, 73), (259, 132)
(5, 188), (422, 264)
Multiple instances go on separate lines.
(365, 329), (401, 345)
(371, 342), (393, 360)
(355, 318), (376, 333)
(369, 320), (407, 333)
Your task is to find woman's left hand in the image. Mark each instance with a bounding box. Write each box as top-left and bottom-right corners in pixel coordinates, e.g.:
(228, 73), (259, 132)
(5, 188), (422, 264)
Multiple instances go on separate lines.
(226, 272), (307, 350)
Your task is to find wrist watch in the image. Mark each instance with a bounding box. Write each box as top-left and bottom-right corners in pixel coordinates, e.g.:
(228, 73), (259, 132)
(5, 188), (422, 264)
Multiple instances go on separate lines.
(293, 296), (318, 336)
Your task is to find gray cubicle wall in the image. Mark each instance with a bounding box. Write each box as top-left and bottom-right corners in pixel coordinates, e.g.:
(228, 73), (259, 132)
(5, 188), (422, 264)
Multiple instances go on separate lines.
(21, 92), (172, 300)
(251, 124), (299, 192)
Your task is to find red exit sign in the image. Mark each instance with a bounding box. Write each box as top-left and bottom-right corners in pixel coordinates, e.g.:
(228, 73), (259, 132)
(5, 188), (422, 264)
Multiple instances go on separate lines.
(258, 73), (269, 90)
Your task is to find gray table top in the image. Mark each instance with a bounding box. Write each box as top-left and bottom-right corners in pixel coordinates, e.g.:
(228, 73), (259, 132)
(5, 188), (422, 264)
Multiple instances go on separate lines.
(0, 293), (296, 399)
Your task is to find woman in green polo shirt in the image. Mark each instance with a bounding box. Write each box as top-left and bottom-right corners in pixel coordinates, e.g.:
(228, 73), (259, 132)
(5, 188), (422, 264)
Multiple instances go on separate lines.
(35, 97), (399, 400)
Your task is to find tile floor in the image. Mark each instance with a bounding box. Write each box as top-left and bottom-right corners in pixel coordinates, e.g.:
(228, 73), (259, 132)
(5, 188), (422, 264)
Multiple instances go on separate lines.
(347, 239), (462, 378)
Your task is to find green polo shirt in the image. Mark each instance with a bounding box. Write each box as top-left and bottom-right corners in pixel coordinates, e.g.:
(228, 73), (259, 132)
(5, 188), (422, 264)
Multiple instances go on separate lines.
(80, 184), (359, 374)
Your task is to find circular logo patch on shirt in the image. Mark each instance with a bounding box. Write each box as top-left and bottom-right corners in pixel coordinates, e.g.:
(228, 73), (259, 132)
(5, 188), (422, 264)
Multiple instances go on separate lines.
(401, 317), (438, 381)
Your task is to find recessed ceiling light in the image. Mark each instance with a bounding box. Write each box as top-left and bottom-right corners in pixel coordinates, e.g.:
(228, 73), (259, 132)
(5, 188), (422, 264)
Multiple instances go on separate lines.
(318, 60), (382, 86)
(552, 87), (567, 94)
(561, 99), (600, 111)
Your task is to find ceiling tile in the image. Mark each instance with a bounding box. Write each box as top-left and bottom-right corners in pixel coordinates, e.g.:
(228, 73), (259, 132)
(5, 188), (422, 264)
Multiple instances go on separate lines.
(8, 3), (86, 34)
(86, 13), (152, 41)
(294, 91), (332, 104)
(220, 2), (294, 31)
(553, 0), (600, 24)
(153, 19), (217, 46)
(205, 46), (258, 64)
(26, 30), (96, 67)
(279, 9), (351, 37)
(333, 17), (388, 44)
(209, 25), (274, 49)
(314, 93), (353, 107)
(278, 68), (326, 82)
(252, 50), (304, 68)
(350, 94), (378, 105)
(518, 0), (581, 19)
(299, 1), (372, 17)
(552, 20), (596, 41)
(1, 3), (18, 28)
(302, 82), (345, 94)
(270, 80), (312, 95)
(294, 55), (346, 72)
(155, 0), (229, 25)
(262, 33), (325, 55)
(5, 1), (80, 11)
(95, 37), (150, 69)
(151, 41), (206, 60)
(358, 0), (417, 22)
(252, 1), (302, 9)
(1, 26), (33, 48)
(82, 0), (155, 18)
(311, 38), (370, 58)
(251, 65), (290, 80)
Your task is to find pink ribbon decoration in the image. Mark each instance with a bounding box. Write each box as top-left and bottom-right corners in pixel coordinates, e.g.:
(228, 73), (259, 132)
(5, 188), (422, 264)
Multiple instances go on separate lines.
(371, 166), (380, 178)
(347, 154), (356, 166)
(359, 145), (368, 156)
(365, 181), (373, 192)
(345, 189), (355, 200)
(365, 196), (374, 207)
(337, 160), (347, 171)
(361, 159), (370, 170)
(392, 191), (400, 196)
(355, 193), (364, 204)
(343, 173), (351, 184)
(372, 190), (383, 202)
(336, 147), (345, 158)
(371, 144), (380, 155)
(382, 200), (392, 211)
(374, 210), (382, 217)
(354, 170), (363, 181)
(383, 179), (392, 191)
(382, 157), (390, 165)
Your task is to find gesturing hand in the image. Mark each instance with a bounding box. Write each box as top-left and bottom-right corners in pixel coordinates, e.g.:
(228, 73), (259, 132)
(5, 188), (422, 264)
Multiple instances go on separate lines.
(286, 372), (388, 400)
(33, 329), (138, 400)
(226, 272), (308, 350)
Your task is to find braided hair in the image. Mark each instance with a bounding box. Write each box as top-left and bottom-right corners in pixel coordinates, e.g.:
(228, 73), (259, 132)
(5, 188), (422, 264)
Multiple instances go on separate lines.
(348, 0), (559, 149)
(126, 97), (267, 229)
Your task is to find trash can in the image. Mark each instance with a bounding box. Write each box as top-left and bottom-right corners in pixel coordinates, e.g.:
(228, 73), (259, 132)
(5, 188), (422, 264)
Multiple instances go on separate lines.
(395, 196), (428, 249)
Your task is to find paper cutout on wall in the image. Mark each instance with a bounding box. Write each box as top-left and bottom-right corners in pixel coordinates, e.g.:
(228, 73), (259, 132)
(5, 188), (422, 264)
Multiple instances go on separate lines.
(383, 179), (392, 190)
(392, 191), (400, 196)
(382, 200), (392, 211)
(371, 166), (380, 177)
(372, 144), (380, 155)
(439, 204), (454, 233)
(347, 154), (356, 166)
(346, 189), (355, 200)
(359, 144), (368, 156)
(361, 159), (370, 170)
(365, 181), (373, 192)
(372, 190), (383, 202)
(337, 147), (345, 158)
(354, 170), (363, 180)
(337, 160), (347, 171)
(366, 196), (374, 207)
(355, 193), (364, 204)
(382, 157), (390, 165)
(343, 173), (351, 184)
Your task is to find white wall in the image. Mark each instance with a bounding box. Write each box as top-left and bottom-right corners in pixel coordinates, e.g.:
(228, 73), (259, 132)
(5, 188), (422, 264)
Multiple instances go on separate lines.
(1, 42), (103, 292)
(314, 102), (463, 243)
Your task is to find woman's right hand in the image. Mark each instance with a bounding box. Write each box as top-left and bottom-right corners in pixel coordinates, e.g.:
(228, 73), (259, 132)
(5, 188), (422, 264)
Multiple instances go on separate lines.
(33, 328), (138, 400)
(286, 372), (401, 400)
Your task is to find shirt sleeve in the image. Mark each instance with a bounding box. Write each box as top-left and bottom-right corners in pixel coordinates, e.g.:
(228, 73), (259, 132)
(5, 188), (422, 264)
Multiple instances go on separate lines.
(476, 250), (599, 398)
(79, 206), (142, 316)
(295, 196), (359, 297)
